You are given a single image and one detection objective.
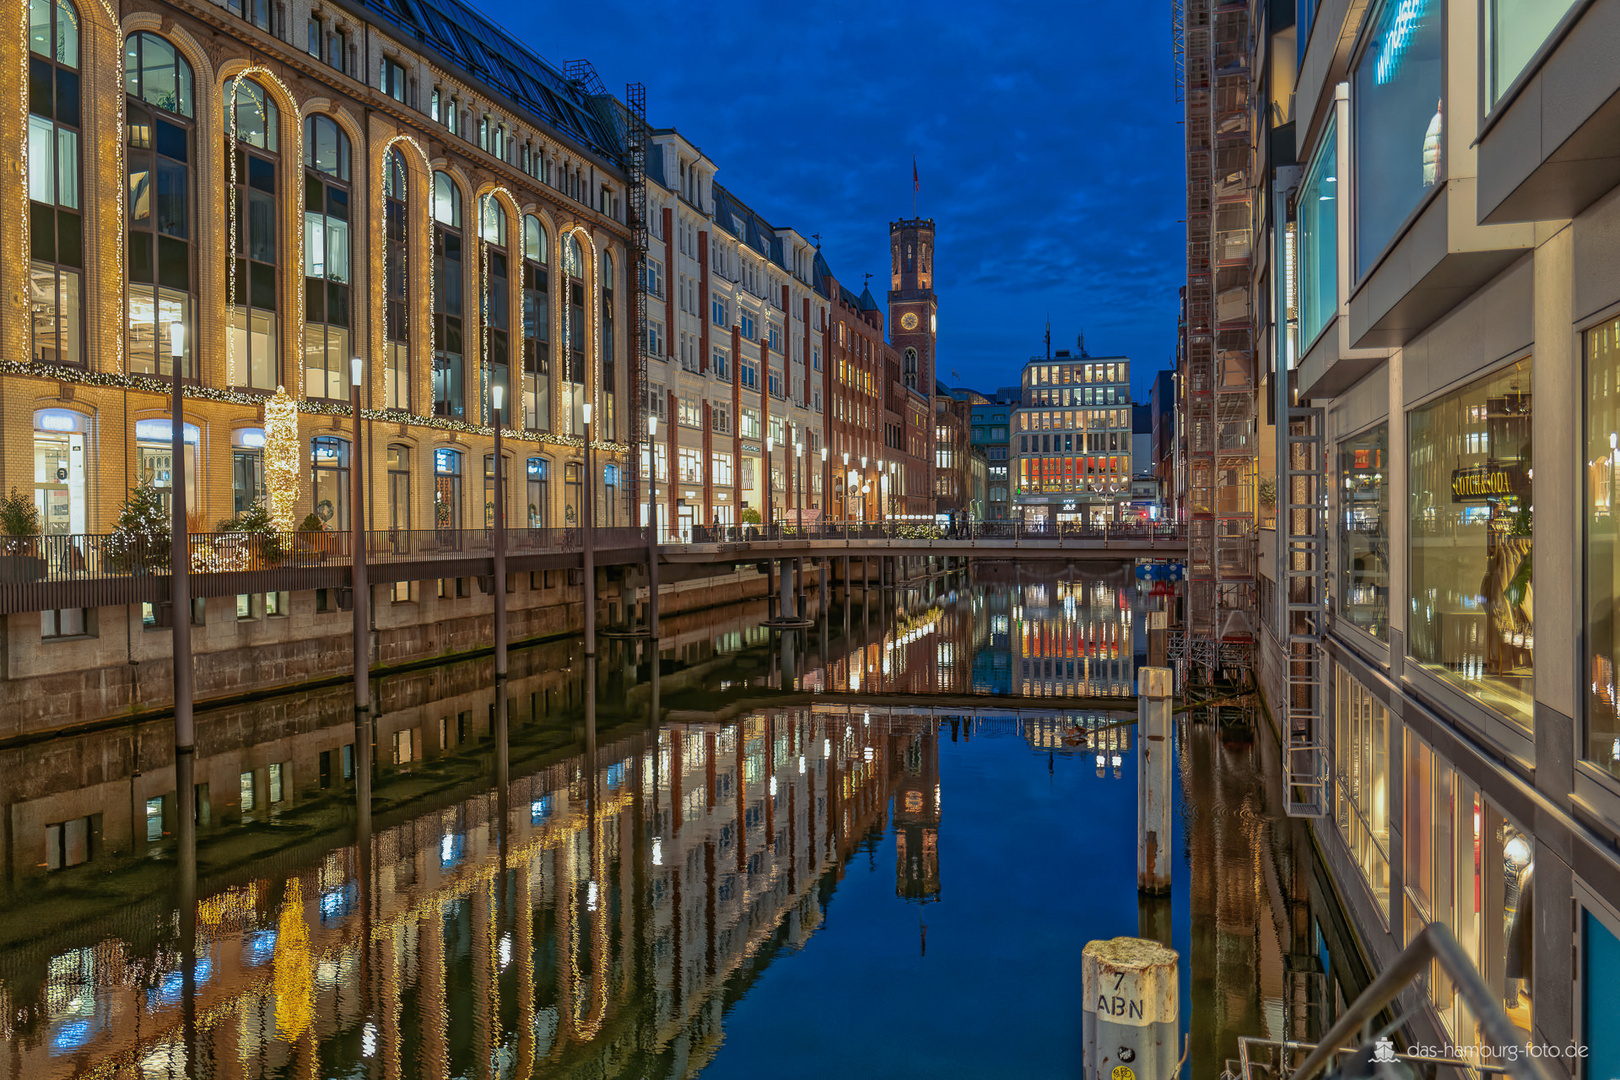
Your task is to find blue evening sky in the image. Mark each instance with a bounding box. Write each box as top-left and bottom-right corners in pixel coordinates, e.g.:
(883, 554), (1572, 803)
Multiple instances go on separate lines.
(494, 0), (1183, 403)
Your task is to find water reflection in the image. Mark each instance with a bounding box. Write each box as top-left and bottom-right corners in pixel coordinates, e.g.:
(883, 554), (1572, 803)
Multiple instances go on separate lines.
(0, 564), (1354, 1079)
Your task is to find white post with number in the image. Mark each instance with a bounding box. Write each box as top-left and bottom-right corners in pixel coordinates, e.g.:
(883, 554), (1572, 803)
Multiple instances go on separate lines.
(1082, 936), (1179, 1080)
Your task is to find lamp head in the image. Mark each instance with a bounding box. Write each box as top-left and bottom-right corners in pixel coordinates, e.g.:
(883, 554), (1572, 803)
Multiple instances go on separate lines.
(861, 456), (868, 469)
(648, 414), (658, 437)
(821, 446), (828, 462)
(842, 452), (849, 466)
(582, 402), (592, 425)
(169, 322), (185, 359)
(766, 436), (774, 453)
(492, 384), (504, 412)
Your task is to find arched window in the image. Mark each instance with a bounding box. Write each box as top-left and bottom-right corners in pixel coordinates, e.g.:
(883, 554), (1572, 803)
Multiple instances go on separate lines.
(226, 77), (280, 390)
(310, 435), (349, 530)
(432, 172), (464, 419)
(563, 233), (585, 430)
(526, 456), (549, 528)
(124, 32), (195, 378)
(904, 346), (918, 390)
(433, 447), (462, 531)
(382, 150), (409, 410)
(521, 215), (550, 430)
(600, 252), (615, 438)
(29, 0), (83, 367)
(479, 196), (510, 424)
(303, 115), (351, 400)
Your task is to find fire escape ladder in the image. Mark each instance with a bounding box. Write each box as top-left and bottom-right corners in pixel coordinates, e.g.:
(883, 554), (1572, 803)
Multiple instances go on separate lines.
(1283, 407), (1328, 817)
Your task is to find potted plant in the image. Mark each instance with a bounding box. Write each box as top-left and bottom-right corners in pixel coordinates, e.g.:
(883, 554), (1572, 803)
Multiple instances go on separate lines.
(216, 504), (285, 568)
(0, 487), (44, 583)
(299, 511), (337, 558)
(104, 480), (170, 574)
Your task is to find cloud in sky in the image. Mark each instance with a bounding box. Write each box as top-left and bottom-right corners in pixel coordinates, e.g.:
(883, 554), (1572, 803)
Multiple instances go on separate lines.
(488, 0), (1183, 402)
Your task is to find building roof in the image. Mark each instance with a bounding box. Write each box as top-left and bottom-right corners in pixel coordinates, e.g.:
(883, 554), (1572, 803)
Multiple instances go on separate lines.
(858, 286), (879, 312)
(341, 0), (620, 159)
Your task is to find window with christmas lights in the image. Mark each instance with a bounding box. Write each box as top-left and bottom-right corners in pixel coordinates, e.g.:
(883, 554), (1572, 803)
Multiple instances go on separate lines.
(522, 215), (550, 431)
(226, 77), (281, 390)
(480, 196), (510, 425)
(124, 32), (195, 378)
(28, 0), (82, 368)
(382, 149), (410, 410)
(303, 114), (351, 401)
(432, 172), (465, 419)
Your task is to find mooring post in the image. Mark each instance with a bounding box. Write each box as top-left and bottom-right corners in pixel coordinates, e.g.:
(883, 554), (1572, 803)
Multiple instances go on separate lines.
(1081, 937), (1179, 1080)
(1137, 666), (1173, 895)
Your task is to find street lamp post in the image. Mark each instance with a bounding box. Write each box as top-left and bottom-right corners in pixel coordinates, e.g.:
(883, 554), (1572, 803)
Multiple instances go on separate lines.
(352, 357), (371, 701)
(795, 436), (804, 536)
(168, 322), (195, 872)
(765, 434), (775, 537)
(582, 402), (595, 660)
(860, 456), (869, 529)
(491, 383), (507, 678)
(646, 414), (659, 641)
(820, 445), (829, 537)
(841, 452), (849, 529)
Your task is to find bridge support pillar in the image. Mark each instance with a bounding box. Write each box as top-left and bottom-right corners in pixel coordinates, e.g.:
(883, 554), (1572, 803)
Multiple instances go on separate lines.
(1137, 666), (1173, 895)
(767, 558), (778, 621)
(780, 558), (793, 621)
(796, 557), (807, 621)
(819, 558), (829, 618)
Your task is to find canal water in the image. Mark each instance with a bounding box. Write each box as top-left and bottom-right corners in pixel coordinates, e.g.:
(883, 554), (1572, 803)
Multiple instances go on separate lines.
(0, 563), (1362, 1080)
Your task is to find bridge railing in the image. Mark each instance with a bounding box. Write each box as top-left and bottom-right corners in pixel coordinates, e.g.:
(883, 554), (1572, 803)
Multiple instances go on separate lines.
(686, 521), (1186, 544)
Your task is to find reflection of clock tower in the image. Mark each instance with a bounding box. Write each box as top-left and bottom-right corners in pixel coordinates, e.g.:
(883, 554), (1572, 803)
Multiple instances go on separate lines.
(889, 218), (937, 394)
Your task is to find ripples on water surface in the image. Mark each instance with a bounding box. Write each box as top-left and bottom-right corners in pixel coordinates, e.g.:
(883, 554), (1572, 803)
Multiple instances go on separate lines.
(0, 565), (1346, 1079)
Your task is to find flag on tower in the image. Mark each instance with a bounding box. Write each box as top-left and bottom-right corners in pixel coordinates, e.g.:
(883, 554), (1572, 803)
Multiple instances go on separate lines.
(912, 156), (919, 216)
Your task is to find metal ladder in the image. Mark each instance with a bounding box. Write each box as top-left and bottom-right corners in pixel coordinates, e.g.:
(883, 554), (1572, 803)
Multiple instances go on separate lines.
(1283, 407), (1328, 817)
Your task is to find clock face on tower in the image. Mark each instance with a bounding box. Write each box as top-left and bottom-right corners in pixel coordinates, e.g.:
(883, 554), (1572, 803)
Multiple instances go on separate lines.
(900, 312), (919, 331)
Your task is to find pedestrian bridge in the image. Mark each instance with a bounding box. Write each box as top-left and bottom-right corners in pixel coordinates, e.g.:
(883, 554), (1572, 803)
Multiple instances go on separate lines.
(0, 523), (1187, 615)
(663, 522), (1188, 563)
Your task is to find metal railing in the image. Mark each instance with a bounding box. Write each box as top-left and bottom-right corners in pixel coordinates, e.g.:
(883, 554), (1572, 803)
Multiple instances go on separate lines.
(1231, 924), (1553, 1080)
(689, 521), (1188, 544)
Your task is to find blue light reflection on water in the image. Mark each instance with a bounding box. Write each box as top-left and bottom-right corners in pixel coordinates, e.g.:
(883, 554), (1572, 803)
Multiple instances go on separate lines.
(700, 722), (1150, 1079)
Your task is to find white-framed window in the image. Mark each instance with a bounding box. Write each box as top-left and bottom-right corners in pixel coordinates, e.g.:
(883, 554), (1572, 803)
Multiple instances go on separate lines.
(712, 349), (730, 380)
(678, 447), (703, 483)
(740, 359), (758, 389)
(712, 403), (731, 434)
(678, 395), (701, 428)
(711, 451), (733, 486)
(812, 344), (822, 371)
(645, 321), (663, 356)
(741, 408), (761, 439)
(712, 298), (727, 327)
(741, 313), (756, 341)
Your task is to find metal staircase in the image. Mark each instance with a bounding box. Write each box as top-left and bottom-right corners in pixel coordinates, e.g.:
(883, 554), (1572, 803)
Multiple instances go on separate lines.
(1283, 407), (1328, 817)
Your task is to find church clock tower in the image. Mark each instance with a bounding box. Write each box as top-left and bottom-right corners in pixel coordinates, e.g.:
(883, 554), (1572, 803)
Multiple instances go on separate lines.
(888, 218), (937, 394)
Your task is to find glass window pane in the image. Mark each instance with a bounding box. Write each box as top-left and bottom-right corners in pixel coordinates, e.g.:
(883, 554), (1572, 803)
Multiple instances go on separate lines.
(1585, 316), (1620, 777)
(1408, 358), (1533, 727)
(1489, 0), (1578, 105)
(1339, 424), (1389, 638)
(27, 115), (54, 203)
(1353, 0), (1444, 279)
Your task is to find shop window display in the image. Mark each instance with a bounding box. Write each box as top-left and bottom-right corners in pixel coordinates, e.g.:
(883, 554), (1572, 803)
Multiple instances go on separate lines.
(1408, 360), (1532, 728)
(1333, 666), (1389, 917)
(1584, 316), (1620, 777)
(1339, 424), (1388, 639)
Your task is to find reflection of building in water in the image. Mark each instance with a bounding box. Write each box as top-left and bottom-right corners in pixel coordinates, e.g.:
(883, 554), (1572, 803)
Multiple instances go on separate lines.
(0, 702), (949, 1080)
(1023, 715), (1131, 778)
(1013, 573), (1135, 697)
(890, 720), (942, 902)
(971, 586), (1014, 694)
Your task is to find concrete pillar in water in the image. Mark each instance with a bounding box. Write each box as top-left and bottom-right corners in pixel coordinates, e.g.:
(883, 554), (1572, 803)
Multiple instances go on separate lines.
(1081, 937), (1179, 1080)
(767, 558), (778, 621)
(1137, 667), (1173, 895)
(797, 557), (807, 620)
(780, 559), (794, 620)
(1147, 609), (1167, 669)
(779, 630), (797, 688)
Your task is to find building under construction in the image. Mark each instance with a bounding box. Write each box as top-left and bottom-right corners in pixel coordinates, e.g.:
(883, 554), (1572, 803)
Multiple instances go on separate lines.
(1175, 0), (1260, 683)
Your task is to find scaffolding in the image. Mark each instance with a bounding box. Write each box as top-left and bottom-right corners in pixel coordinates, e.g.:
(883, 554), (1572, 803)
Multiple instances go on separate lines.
(563, 64), (650, 526)
(1178, 0), (1256, 683)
